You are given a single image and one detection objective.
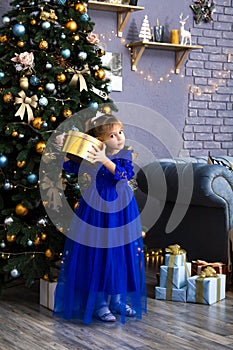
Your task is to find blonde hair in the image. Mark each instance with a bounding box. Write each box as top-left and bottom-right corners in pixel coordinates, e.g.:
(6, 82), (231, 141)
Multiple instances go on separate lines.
(86, 114), (123, 141)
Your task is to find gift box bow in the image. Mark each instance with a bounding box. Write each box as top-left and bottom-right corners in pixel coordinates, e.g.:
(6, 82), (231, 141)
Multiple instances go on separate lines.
(199, 266), (218, 278)
(165, 244), (186, 255)
(192, 259), (224, 274)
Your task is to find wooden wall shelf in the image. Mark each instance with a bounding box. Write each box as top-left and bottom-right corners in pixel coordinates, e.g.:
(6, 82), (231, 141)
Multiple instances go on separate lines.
(126, 41), (203, 74)
(88, 1), (145, 37)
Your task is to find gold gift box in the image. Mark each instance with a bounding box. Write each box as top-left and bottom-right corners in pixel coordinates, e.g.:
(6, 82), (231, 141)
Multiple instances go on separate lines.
(62, 130), (103, 163)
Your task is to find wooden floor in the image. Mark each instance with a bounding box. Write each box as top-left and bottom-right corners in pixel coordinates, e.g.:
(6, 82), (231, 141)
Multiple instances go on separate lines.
(1, 264), (233, 350)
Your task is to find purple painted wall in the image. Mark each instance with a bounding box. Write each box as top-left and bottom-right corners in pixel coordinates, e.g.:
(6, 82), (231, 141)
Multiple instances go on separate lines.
(1, 0), (232, 159)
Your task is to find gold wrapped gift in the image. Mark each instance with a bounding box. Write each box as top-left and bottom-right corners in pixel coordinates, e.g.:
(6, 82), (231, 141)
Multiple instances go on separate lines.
(62, 130), (103, 163)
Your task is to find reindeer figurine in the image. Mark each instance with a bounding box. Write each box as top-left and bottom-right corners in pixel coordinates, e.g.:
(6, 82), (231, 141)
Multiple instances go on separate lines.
(179, 13), (192, 45)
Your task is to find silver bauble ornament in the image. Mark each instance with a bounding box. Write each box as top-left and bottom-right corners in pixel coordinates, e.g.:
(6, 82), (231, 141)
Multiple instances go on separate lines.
(11, 269), (20, 278)
(4, 217), (14, 225)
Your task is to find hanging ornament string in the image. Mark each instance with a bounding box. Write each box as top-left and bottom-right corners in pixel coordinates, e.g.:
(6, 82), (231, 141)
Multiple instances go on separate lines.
(15, 90), (38, 123)
(67, 64), (90, 91)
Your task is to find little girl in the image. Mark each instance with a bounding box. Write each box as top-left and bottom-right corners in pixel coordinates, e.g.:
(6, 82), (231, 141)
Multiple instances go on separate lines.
(54, 114), (147, 324)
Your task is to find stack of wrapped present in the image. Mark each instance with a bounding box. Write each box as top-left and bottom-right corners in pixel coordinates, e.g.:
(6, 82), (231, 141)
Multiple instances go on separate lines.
(155, 244), (191, 302)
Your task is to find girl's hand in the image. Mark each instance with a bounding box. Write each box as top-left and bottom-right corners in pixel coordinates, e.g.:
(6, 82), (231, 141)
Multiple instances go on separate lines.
(88, 143), (108, 164)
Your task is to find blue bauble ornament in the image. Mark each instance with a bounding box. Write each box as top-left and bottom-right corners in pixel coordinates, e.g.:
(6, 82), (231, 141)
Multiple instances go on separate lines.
(74, 184), (80, 191)
(10, 269), (20, 278)
(27, 239), (33, 246)
(0, 155), (8, 168)
(0, 72), (5, 79)
(61, 33), (66, 39)
(30, 75), (39, 86)
(61, 48), (71, 59)
(39, 96), (48, 107)
(3, 181), (12, 190)
(27, 173), (38, 184)
(56, 0), (66, 4)
(42, 122), (48, 128)
(80, 13), (89, 22)
(2, 16), (10, 25)
(78, 51), (87, 60)
(105, 84), (112, 93)
(88, 101), (98, 111)
(42, 21), (51, 30)
(13, 23), (26, 37)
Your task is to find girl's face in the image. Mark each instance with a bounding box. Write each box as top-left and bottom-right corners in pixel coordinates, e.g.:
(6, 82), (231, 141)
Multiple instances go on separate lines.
(102, 123), (125, 154)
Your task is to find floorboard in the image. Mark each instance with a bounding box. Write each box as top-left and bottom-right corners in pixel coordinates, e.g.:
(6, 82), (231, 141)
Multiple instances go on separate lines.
(0, 264), (233, 350)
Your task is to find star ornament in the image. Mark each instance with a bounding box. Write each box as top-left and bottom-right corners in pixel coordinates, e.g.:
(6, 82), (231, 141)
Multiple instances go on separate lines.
(190, 0), (215, 24)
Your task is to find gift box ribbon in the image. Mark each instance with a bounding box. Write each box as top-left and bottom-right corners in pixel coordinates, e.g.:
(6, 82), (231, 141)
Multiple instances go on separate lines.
(192, 259), (224, 274)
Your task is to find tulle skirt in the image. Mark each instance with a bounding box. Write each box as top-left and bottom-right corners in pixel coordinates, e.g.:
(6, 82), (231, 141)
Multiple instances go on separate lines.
(54, 180), (147, 324)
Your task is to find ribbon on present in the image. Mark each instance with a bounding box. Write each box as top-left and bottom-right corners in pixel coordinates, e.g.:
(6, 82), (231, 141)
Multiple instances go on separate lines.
(41, 176), (64, 211)
(67, 64), (90, 91)
(196, 267), (221, 304)
(15, 90), (38, 123)
(192, 259), (224, 274)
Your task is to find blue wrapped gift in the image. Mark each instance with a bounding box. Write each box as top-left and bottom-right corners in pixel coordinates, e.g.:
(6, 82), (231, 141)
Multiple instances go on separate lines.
(187, 274), (226, 305)
(165, 253), (186, 267)
(160, 263), (191, 289)
(155, 286), (187, 302)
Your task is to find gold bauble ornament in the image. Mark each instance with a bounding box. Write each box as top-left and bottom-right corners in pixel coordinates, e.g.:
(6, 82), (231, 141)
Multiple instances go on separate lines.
(41, 233), (47, 240)
(66, 20), (78, 32)
(15, 203), (29, 216)
(6, 234), (16, 243)
(30, 19), (37, 25)
(42, 200), (49, 207)
(50, 115), (56, 122)
(57, 73), (66, 83)
(17, 40), (25, 48)
(97, 49), (105, 57)
(3, 92), (13, 103)
(75, 3), (86, 14)
(32, 117), (43, 129)
(12, 131), (19, 137)
(62, 109), (72, 118)
(17, 160), (26, 168)
(43, 274), (49, 281)
(45, 248), (53, 258)
(38, 86), (44, 91)
(0, 35), (7, 43)
(74, 201), (79, 210)
(19, 76), (29, 90)
(94, 68), (106, 80)
(35, 141), (46, 154)
(73, 34), (80, 41)
(39, 40), (48, 50)
(102, 105), (112, 114)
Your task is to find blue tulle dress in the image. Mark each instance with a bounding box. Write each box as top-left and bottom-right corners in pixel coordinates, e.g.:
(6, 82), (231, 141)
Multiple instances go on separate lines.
(54, 149), (147, 324)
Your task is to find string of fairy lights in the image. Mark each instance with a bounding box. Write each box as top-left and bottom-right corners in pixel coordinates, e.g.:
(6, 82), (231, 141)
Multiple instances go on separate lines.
(97, 28), (232, 97)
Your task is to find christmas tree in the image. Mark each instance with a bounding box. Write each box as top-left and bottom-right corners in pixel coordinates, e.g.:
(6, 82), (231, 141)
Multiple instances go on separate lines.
(139, 15), (152, 42)
(0, 0), (114, 290)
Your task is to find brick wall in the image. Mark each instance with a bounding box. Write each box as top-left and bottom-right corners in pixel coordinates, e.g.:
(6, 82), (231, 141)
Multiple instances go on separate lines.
(185, 0), (233, 157)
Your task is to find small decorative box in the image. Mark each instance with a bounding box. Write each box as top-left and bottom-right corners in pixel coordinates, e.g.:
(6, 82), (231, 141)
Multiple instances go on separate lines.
(39, 278), (57, 311)
(187, 274), (226, 305)
(160, 263), (191, 289)
(165, 244), (186, 267)
(191, 260), (227, 276)
(155, 286), (187, 302)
